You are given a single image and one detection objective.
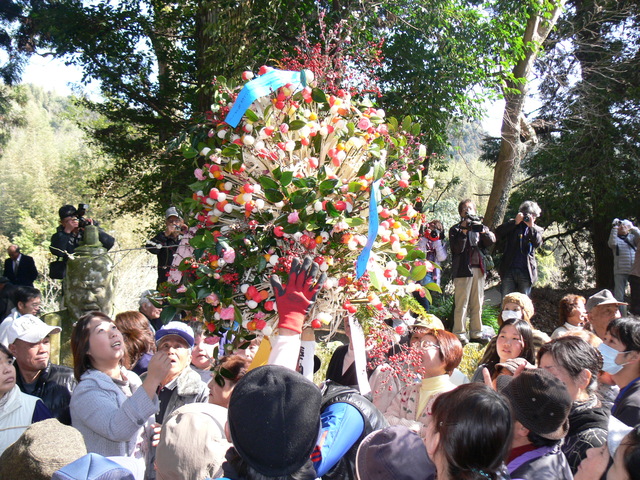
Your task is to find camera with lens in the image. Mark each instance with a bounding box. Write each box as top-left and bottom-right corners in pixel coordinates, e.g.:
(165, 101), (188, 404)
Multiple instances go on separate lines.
(76, 203), (94, 228)
(465, 213), (485, 233)
(523, 214), (531, 223)
(423, 220), (443, 241)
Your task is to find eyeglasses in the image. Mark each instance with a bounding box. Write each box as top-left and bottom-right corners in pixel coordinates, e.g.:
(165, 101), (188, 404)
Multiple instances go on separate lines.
(416, 340), (441, 350)
(0, 357), (16, 367)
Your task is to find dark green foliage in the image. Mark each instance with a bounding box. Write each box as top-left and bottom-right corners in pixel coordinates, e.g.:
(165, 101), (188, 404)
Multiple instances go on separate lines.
(515, 0), (640, 288)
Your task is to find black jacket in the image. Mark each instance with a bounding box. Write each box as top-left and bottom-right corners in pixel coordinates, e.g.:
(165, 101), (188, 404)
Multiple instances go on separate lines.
(4, 254), (38, 287)
(16, 362), (77, 425)
(612, 378), (640, 428)
(563, 399), (609, 474)
(509, 444), (573, 480)
(145, 231), (181, 286)
(50, 225), (115, 260)
(495, 219), (544, 284)
(449, 222), (496, 278)
(321, 382), (388, 480)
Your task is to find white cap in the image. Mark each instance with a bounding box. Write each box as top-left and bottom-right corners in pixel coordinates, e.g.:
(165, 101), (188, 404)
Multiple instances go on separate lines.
(165, 207), (182, 220)
(7, 314), (61, 344)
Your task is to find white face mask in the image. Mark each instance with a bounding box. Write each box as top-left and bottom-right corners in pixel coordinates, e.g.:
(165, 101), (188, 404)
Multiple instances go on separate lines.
(598, 343), (630, 375)
(502, 310), (522, 321)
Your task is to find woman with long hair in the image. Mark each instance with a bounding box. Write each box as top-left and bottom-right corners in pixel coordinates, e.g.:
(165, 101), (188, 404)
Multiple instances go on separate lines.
(69, 311), (171, 468)
(472, 318), (535, 382)
(425, 382), (513, 480)
(538, 336), (608, 474)
(114, 311), (156, 375)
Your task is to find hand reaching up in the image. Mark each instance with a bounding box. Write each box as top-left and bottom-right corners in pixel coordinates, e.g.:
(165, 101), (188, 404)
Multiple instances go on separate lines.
(270, 256), (326, 334)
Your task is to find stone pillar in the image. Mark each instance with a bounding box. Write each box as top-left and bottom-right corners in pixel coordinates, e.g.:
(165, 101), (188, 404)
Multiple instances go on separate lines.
(45, 226), (115, 365)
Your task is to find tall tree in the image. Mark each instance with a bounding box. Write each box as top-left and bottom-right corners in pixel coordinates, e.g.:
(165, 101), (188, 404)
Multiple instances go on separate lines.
(513, 0), (640, 288)
(484, 0), (567, 228)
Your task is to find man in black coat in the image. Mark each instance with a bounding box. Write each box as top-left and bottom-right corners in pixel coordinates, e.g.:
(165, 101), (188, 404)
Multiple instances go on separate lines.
(495, 200), (544, 298)
(6, 314), (76, 425)
(4, 245), (38, 287)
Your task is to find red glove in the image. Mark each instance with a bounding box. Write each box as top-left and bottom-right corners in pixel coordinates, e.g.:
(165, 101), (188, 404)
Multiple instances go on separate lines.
(270, 256), (326, 333)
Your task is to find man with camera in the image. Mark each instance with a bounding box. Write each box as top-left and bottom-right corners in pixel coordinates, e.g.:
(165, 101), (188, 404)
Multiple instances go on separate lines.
(608, 219), (639, 314)
(146, 207), (186, 288)
(414, 219), (447, 311)
(495, 200), (544, 297)
(49, 204), (115, 279)
(449, 199), (496, 345)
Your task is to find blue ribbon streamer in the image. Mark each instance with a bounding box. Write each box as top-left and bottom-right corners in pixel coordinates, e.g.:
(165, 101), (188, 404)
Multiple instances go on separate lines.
(356, 179), (381, 279)
(224, 69), (306, 128)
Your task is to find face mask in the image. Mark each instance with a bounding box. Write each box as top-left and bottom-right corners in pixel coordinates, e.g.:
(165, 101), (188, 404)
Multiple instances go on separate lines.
(598, 343), (629, 375)
(502, 310), (522, 321)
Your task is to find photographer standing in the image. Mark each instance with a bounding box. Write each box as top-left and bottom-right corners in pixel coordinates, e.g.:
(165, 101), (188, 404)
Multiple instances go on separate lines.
(608, 219), (638, 313)
(449, 199), (495, 345)
(414, 219), (447, 311)
(495, 200), (544, 297)
(49, 205), (115, 278)
(146, 207), (186, 288)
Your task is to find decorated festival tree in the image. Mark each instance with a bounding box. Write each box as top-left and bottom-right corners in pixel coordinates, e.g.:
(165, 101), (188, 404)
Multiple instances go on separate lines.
(160, 63), (442, 353)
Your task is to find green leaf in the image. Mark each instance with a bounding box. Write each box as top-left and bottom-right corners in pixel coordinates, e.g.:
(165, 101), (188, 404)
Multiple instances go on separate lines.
(311, 88), (328, 103)
(409, 265), (427, 281)
(373, 163), (385, 180)
(325, 202), (341, 217)
(289, 120), (307, 130)
(245, 109), (259, 122)
(280, 171), (293, 187)
(181, 145), (198, 159)
(197, 288), (212, 300)
(345, 217), (364, 226)
(356, 162), (371, 177)
(411, 123), (421, 136)
(221, 146), (240, 157)
(401, 115), (412, 133)
(425, 282), (442, 293)
(319, 178), (339, 193)
(406, 249), (426, 261)
(272, 167), (282, 181)
(422, 289), (433, 304)
(264, 189), (284, 202)
(369, 270), (382, 291)
(397, 265), (410, 277)
(160, 306), (177, 324)
(258, 176), (279, 190)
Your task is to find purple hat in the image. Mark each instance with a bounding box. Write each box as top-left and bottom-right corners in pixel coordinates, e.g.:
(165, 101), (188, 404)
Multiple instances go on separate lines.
(356, 425), (436, 480)
(155, 321), (194, 348)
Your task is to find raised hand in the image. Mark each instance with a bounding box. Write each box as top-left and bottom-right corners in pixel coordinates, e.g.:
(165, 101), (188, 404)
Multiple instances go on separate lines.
(270, 256), (326, 333)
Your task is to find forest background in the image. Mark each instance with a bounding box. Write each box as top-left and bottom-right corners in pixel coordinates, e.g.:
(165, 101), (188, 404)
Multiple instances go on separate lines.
(0, 0), (639, 318)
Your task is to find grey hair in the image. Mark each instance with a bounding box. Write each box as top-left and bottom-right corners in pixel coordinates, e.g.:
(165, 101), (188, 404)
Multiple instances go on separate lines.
(519, 201), (541, 217)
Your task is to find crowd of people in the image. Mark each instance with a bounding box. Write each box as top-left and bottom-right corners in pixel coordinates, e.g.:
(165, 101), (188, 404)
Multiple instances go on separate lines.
(0, 202), (639, 480)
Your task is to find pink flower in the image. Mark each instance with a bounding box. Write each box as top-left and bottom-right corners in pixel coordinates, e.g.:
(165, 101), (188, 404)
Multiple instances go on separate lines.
(357, 117), (372, 130)
(205, 293), (219, 305)
(194, 168), (206, 180)
(220, 306), (235, 320)
(274, 226), (285, 237)
(176, 285), (187, 293)
(287, 211), (300, 224)
(222, 247), (236, 264)
(280, 124), (289, 134)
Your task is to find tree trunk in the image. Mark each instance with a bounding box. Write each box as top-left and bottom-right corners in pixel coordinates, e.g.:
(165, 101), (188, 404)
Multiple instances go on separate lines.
(484, 0), (567, 228)
(591, 219), (614, 290)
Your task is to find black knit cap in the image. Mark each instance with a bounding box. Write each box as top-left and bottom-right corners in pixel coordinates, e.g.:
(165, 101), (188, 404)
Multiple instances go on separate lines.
(58, 205), (77, 219)
(228, 365), (322, 476)
(499, 368), (572, 440)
